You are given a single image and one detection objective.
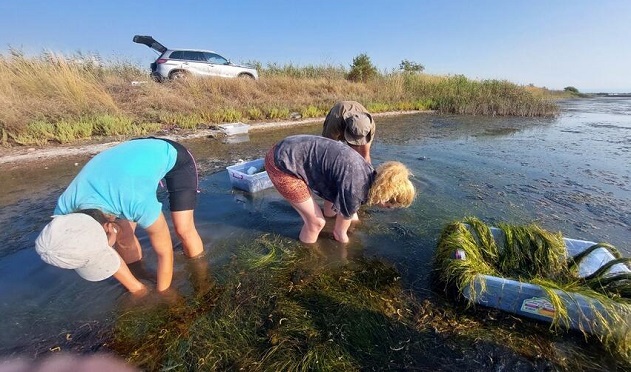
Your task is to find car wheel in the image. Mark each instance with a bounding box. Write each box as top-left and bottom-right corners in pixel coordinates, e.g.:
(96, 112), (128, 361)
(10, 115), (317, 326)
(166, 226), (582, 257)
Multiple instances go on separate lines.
(170, 70), (189, 80)
(238, 73), (255, 80)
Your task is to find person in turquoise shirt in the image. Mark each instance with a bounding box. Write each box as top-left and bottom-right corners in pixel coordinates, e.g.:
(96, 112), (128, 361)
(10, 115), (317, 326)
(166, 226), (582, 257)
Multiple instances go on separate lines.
(35, 138), (204, 295)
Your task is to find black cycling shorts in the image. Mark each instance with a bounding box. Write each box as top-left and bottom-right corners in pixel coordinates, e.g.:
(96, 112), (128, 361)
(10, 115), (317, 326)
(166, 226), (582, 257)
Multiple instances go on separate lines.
(157, 138), (199, 211)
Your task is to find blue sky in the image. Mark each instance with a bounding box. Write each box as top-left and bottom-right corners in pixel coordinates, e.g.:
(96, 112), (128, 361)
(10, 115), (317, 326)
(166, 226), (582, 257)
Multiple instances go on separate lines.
(2, 0), (630, 92)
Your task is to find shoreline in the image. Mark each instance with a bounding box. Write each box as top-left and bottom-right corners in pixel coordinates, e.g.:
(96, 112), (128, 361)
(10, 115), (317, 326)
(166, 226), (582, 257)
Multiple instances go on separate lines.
(0, 110), (425, 166)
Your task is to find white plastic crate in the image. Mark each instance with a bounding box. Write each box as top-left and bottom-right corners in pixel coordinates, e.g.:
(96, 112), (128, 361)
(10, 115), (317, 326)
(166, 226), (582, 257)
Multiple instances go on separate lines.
(226, 158), (274, 193)
(222, 133), (250, 144)
(218, 122), (249, 136)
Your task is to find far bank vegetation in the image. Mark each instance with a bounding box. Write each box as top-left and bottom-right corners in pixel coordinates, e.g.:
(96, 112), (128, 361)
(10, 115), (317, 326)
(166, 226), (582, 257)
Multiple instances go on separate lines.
(1, 50), (564, 146)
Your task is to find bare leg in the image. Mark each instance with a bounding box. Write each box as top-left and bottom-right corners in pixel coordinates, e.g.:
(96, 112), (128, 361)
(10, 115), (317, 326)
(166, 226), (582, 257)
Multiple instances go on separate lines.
(289, 196), (326, 244)
(186, 254), (213, 295)
(171, 210), (204, 258)
(114, 219), (142, 263)
(324, 201), (358, 221)
(172, 212), (210, 294)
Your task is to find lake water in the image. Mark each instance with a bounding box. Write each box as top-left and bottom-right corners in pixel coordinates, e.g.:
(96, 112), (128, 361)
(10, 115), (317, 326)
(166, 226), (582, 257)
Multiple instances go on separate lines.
(0, 97), (629, 361)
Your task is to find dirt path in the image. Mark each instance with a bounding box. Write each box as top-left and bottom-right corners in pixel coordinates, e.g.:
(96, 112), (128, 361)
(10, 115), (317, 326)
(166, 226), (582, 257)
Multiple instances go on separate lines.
(0, 111), (424, 166)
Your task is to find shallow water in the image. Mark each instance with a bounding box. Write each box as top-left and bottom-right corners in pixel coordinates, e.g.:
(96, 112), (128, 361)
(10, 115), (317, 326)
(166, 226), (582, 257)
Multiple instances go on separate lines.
(0, 97), (629, 358)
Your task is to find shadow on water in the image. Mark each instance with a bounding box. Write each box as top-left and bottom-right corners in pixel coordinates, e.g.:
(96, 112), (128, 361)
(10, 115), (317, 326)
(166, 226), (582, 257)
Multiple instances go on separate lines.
(1, 98), (630, 369)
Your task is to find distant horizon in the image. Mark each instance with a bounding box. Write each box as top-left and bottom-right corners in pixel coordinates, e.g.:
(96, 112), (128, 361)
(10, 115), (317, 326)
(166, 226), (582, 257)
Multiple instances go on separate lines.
(583, 90), (631, 94)
(1, 1), (630, 93)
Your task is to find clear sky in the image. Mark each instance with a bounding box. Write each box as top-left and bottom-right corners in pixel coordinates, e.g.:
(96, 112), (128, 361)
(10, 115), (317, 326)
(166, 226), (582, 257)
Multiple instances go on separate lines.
(2, 0), (630, 93)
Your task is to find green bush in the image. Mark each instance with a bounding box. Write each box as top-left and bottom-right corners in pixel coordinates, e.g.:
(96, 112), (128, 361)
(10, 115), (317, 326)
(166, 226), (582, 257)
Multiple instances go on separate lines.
(564, 86), (580, 94)
(399, 59), (425, 73)
(347, 53), (378, 82)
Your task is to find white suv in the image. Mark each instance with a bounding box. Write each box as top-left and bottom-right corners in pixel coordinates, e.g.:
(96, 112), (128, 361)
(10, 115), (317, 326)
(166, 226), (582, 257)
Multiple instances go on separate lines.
(133, 35), (259, 82)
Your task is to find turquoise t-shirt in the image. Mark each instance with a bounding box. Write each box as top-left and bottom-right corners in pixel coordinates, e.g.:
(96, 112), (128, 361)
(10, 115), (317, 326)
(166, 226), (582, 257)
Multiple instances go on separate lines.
(54, 139), (178, 228)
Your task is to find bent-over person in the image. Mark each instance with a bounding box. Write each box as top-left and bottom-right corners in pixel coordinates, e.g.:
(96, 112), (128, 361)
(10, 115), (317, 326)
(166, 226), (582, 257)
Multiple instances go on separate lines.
(265, 135), (415, 243)
(35, 138), (204, 295)
(322, 100), (376, 163)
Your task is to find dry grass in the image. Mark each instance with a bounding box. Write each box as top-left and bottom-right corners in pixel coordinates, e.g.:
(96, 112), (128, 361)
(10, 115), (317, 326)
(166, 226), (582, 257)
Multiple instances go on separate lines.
(0, 51), (119, 131)
(1, 51), (563, 146)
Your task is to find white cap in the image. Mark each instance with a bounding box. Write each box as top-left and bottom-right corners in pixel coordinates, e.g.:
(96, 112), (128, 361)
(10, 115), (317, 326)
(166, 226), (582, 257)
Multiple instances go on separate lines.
(35, 213), (121, 281)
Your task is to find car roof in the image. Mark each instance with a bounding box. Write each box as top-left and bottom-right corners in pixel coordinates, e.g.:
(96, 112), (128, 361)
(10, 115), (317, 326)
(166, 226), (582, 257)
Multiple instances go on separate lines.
(167, 48), (219, 54)
(133, 35), (219, 54)
(133, 35), (223, 55)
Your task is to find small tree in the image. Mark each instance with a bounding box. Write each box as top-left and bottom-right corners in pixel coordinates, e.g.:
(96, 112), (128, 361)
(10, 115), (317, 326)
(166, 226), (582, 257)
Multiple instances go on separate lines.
(564, 86), (579, 94)
(399, 59), (425, 73)
(347, 53), (378, 82)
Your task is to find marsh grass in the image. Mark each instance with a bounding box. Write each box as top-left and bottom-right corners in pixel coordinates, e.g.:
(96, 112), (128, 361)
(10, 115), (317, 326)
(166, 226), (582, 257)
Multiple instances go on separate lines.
(108, 235), (629, 371)
(1, 52), (562, 146)
(433, 217), (631, 360)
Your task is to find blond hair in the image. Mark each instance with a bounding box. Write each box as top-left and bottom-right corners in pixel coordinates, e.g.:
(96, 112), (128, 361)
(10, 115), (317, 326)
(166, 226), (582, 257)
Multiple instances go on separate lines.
(367, 161), (416, 207)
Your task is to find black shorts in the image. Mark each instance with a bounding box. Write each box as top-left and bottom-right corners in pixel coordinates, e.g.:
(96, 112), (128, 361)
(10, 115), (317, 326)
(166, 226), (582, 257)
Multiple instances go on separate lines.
(152, 138), (199, 211)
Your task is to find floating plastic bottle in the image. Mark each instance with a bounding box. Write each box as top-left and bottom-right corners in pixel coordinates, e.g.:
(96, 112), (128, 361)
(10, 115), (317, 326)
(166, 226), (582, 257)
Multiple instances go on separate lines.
(454, 249), (466, 260)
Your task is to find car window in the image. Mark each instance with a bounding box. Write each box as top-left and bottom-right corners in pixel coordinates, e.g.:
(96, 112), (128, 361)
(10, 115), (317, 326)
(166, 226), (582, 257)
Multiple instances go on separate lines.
(190, 51), (207, 61)
(168, 51), (185, 60)
(204, 53), (229, 65)
(169, 50), (205, 61)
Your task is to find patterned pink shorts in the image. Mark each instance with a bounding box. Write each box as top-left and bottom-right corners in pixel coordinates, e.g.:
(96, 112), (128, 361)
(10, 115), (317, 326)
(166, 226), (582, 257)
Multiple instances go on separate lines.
(265, 146), (311, 203)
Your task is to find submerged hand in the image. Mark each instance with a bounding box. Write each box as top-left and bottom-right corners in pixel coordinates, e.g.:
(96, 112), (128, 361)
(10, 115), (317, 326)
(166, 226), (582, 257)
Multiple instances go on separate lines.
(130, 283), (149, 297)
(159, 287), (183, 305)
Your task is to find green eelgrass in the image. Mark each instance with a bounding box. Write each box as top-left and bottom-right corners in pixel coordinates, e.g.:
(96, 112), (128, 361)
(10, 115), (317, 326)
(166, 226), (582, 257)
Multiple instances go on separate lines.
(108, 234), (630, 370)
(433, 217), (631, 360)
(111, 235), (428, 371)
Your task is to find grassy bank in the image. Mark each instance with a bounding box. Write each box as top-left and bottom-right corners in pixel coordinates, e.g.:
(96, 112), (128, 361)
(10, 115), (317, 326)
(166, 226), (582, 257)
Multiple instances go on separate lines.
(1, 51), (564, 147)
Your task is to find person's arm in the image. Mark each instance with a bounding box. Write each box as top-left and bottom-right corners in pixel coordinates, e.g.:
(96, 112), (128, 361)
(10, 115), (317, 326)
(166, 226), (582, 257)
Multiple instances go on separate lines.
(112, 261), (148, 295)
(333, 214), (353, 243)
(144, 213), (174, 292)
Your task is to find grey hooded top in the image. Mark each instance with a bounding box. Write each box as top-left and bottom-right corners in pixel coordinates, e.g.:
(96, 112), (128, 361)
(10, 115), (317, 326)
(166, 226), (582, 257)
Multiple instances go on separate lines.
(273, 135), (376, 217)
